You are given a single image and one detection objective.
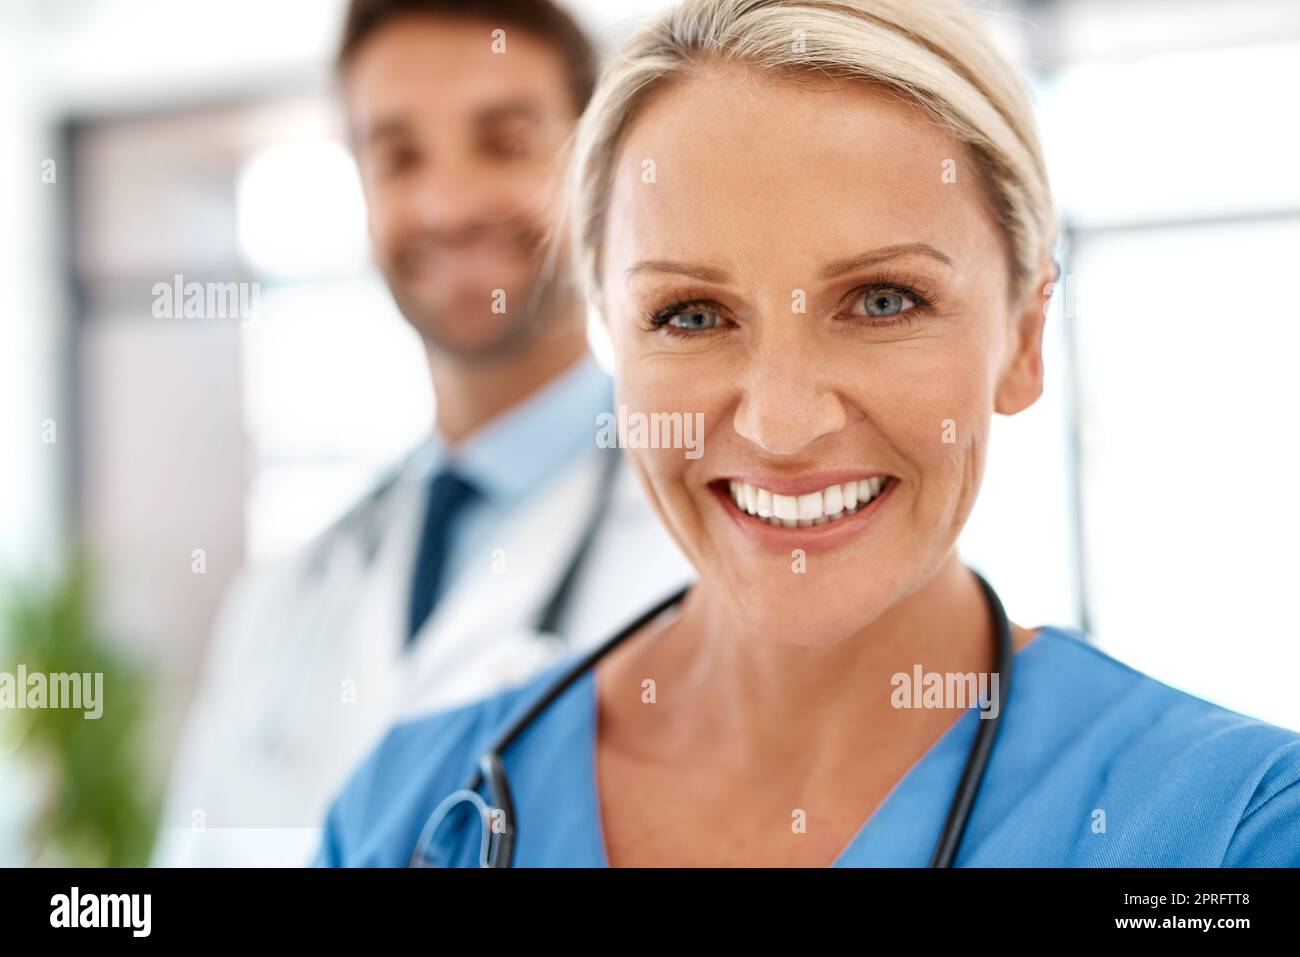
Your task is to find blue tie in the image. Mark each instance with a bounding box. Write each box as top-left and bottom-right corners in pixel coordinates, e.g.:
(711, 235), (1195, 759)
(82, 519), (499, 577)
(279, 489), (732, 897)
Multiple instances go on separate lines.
(407, 468), (480, 645)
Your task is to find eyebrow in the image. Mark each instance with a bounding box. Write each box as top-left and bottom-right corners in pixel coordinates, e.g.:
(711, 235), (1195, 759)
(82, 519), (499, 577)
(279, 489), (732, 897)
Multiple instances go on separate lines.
(626, 242), (954, 285)
(819, 243), (954, 279)
(363, 117), (411, 148)
(474, 100), (544, 128)
(625, 259), (732, 283)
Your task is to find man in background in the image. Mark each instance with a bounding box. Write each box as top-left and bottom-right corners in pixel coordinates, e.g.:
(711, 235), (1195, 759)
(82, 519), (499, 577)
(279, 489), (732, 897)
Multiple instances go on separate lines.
(154, 0), (692, 866)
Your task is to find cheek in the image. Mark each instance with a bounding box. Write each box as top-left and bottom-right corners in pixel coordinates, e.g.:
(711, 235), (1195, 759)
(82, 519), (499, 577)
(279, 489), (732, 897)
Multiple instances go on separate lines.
(615, 342), (735, 473)
(490, 162), (563, 220)
(845, 333), (995, 484)
(496, 175), (548, 220)
(613, 353), (719, 525)
(364, 184), (411, 252)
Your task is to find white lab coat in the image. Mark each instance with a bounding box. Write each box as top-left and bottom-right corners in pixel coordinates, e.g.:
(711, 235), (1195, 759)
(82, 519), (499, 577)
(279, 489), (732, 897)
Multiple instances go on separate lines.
(152, 441), (693, 866)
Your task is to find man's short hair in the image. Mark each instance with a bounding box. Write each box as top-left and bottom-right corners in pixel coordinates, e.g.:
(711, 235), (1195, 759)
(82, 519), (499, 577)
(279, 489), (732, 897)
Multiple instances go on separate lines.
(337, 0), (598, 115)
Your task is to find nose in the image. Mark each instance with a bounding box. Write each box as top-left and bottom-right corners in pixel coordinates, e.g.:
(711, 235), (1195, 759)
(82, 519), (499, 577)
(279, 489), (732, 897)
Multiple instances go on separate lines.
(732, 323), (847, 456)
(409, 157), (506, 235)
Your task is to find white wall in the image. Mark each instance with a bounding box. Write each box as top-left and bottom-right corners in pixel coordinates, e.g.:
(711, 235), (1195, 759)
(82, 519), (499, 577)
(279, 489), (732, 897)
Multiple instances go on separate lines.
(0, 3), (65, 575)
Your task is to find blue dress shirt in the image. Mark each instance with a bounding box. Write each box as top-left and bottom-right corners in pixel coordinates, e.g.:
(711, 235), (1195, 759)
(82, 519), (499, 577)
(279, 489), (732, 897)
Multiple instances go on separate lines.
(405, 354), (614, 623)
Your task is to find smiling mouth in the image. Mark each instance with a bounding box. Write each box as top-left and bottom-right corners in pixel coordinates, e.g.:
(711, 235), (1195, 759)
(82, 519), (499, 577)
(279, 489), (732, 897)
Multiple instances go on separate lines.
(718, 476), (898, 528)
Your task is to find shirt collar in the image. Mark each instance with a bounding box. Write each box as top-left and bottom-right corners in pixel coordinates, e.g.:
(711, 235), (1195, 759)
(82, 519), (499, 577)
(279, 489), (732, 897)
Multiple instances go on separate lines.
(415, 354), (613, 506)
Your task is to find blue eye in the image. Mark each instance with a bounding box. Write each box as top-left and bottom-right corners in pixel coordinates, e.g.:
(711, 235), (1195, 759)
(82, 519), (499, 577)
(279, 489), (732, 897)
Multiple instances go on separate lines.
(661, 306), (720, 332)
(643, 297), (729, 339)
(859, 290), (916, 318)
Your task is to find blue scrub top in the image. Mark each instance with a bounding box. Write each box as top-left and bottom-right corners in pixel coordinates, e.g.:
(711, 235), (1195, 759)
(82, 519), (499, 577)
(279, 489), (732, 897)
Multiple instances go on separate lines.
(315, 626), (1300, 866)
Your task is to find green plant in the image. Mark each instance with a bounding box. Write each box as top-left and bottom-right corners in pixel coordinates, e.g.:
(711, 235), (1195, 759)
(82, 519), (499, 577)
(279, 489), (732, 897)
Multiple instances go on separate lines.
(0, 556), (159, 865)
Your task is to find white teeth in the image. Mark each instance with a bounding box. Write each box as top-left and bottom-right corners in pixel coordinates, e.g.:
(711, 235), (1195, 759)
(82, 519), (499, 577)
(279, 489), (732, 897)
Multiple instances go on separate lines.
(725, 476), (892, 527)
(796, 492), (823, 521)
(772, 494), (799, 521)
(842, 481), (858, 510)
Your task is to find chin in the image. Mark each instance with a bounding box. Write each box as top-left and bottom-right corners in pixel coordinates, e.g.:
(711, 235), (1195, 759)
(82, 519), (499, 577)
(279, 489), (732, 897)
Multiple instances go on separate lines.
(714, 558), (910, 646)
(400, 303), (522, 356)
(433, 322), (524, 358)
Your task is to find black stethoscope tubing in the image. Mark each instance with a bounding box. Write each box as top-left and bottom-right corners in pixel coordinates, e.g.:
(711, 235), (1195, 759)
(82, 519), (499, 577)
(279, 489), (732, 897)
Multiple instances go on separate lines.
(417, 566), (1014, 868)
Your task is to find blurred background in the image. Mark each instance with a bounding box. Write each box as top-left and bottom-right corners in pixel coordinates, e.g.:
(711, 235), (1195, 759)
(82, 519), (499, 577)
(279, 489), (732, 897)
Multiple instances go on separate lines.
(1, 0), (1298, 865)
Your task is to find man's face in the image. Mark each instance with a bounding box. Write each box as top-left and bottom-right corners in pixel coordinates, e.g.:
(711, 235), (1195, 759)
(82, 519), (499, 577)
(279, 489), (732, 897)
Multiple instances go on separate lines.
(344, 15), (579, 358)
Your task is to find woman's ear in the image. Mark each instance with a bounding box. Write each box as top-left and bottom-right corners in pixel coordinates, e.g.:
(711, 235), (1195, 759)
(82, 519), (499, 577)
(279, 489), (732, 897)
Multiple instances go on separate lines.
(994, 256), (1059, 416)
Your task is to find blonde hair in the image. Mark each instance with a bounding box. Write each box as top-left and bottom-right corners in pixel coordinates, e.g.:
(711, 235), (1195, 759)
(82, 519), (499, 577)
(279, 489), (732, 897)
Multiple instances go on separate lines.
(568, 0), (1058, 309)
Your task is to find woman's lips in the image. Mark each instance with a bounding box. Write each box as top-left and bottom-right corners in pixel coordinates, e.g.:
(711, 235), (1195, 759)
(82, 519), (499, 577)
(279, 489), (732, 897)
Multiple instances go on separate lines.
(708, 474), (899, 553)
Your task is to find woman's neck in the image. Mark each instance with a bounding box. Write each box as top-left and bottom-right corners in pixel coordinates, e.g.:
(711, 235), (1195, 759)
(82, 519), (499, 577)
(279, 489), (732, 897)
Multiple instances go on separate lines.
(597, 550), (1037, 782)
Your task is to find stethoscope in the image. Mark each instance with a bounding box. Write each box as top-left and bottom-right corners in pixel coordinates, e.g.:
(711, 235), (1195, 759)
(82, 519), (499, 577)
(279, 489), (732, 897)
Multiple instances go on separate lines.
(409, 566), (1014, 868)
(305, 442), (623, 639)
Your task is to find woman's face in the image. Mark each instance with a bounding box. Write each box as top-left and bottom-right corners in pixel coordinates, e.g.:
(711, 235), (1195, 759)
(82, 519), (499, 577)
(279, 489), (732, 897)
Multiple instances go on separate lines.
(600, 63), (1049, 644)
